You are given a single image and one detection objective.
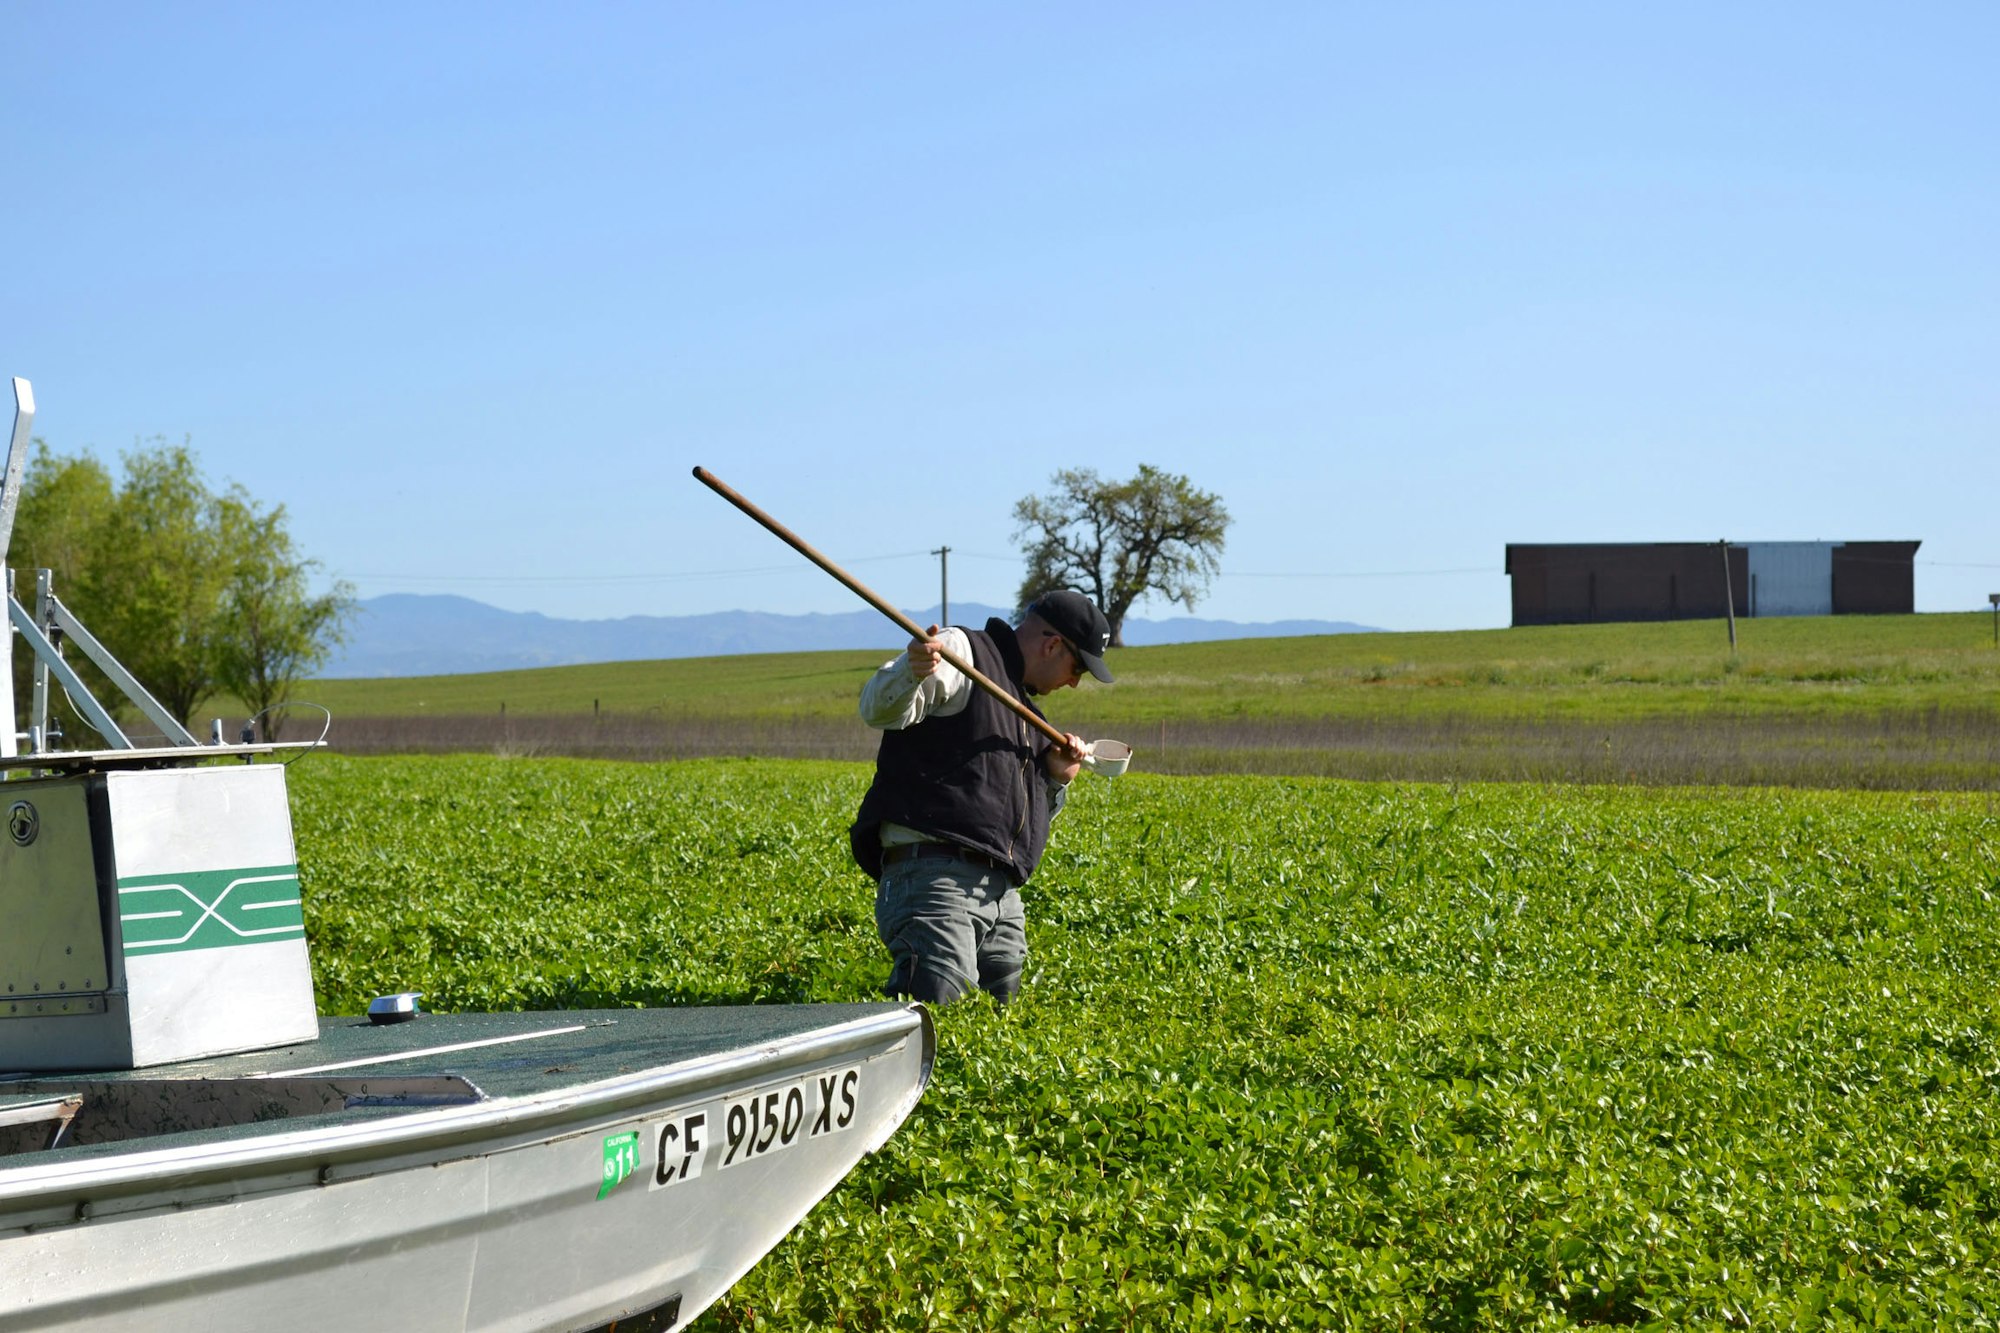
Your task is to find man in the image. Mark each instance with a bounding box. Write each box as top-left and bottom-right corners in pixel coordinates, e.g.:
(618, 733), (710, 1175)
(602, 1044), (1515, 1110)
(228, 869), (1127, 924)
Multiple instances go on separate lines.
(850, 589), (1114, 1006)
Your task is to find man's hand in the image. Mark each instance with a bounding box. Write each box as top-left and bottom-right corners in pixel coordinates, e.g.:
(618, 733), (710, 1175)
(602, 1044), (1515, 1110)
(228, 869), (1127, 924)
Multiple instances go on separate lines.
(907, 625), (945, 679)
(1045, 732), (1086, 785)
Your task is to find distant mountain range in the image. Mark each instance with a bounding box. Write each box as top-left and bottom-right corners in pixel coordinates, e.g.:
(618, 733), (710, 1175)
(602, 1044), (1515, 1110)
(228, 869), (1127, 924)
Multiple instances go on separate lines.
(318, 594), (1381, 679)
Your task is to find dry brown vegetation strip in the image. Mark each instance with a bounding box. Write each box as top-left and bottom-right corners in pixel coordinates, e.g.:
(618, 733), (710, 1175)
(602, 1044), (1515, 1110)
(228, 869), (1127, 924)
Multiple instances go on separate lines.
(325, 707), (2000, 791)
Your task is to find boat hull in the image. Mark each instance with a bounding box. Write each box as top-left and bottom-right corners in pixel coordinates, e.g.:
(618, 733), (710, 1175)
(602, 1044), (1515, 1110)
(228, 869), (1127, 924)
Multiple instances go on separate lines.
(0, 1002), (933, 1331)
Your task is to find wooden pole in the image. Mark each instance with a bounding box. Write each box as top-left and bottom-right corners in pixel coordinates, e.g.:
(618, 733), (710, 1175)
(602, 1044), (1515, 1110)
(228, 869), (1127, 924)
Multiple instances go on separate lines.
(694, 467), (1073, 751)
(932, 545), (950, 626)
(1719, 540), (1737, 653)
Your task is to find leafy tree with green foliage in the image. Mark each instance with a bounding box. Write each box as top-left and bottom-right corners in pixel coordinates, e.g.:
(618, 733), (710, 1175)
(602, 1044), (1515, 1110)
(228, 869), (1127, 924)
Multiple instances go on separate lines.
(77, 441), (234, 728)
(9, 443), (113, 592)
(1012, 464), (1230, 646)
(6, 437), (352, 739)
(7, 444), (118, 722)
(211, 494), (353, 740)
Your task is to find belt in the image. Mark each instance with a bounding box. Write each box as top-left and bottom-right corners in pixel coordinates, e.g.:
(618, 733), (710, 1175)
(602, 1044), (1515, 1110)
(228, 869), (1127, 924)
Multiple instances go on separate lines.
(881, 841), (1013, 876)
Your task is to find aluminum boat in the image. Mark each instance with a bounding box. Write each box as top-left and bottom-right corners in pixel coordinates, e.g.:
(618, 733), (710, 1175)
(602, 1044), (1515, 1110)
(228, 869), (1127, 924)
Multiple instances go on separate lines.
(0, 377), (933, 1330)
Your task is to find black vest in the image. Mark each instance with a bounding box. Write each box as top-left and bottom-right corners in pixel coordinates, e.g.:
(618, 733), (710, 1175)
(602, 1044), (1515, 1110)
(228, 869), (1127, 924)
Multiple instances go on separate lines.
(850, 619), (1055, 885)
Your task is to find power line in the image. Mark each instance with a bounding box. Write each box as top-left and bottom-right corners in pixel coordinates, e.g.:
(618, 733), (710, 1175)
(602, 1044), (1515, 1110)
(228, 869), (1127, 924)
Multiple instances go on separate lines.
(341, 552), (1987, 588)
(1222, 567), (1494, 580)
(952, 549), (1495, 579)
(342, 551), (934, 585)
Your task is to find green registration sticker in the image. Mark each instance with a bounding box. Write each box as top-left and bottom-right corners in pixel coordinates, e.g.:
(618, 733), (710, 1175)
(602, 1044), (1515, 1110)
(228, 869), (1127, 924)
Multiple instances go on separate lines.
(599, 1131), (641, 1200)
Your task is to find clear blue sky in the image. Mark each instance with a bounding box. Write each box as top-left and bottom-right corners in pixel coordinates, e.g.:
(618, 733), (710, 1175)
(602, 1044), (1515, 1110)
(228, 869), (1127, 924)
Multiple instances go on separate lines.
(6, 3), (1995, 632)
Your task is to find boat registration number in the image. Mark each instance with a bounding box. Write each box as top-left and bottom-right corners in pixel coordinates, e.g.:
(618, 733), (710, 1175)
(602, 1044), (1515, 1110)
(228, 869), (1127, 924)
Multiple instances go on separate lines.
(650, 1064), (862, 1189)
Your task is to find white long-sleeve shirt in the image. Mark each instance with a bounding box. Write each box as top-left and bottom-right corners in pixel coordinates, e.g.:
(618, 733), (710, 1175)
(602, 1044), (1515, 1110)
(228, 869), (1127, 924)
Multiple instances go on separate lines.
(858, 627), (977, 730)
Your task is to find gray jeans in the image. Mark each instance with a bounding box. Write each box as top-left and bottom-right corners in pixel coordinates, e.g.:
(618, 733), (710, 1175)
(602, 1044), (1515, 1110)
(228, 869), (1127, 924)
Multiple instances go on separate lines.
(875, 852), (1026, 1004)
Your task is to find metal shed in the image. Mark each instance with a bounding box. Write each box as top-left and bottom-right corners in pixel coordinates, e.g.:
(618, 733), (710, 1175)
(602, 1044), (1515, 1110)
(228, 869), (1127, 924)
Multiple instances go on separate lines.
(1745, 542), (1834, 617)
(1504, 541), (1919, 627)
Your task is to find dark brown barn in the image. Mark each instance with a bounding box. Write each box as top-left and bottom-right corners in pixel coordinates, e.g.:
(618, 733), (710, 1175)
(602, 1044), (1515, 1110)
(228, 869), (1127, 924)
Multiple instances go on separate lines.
(1504, 541), (1919, 627)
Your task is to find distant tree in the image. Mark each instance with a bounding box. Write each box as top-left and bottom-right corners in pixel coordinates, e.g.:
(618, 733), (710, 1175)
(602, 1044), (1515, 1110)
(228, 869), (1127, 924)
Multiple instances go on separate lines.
(1012, 465), (1230, 646)
(7, 444), (117, 721)
(212, 493), (354, 740)
(84, 443), (235, 728)
(9, 443), (113, 590)
(7, 438), (353, 738)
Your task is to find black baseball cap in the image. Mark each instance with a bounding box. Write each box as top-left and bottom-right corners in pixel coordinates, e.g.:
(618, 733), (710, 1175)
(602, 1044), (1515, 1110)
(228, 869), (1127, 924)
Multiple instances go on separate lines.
(1027, 590), (1114, 683)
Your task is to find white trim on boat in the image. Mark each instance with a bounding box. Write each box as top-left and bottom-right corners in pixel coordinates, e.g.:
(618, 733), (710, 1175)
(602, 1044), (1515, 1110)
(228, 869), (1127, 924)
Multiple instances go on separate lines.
(263, 1026), (590, 1077)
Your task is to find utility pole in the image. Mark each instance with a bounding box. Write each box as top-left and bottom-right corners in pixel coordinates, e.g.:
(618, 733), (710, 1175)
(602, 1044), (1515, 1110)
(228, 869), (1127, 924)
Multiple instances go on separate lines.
(1719, 539), (1737, 653)
(931, 546), (950, 626)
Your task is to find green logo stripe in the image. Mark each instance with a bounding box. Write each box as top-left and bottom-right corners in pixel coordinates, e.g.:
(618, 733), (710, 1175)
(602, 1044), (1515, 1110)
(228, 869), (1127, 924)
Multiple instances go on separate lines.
(117, 864), (305, 955)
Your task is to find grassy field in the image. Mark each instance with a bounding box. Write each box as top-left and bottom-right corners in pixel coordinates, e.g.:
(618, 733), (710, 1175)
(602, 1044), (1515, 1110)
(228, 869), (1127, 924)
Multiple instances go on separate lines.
(298, 612), (2000, 725)
(280, 612), (2000, 789)
(290, 753), (2000, 1329)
